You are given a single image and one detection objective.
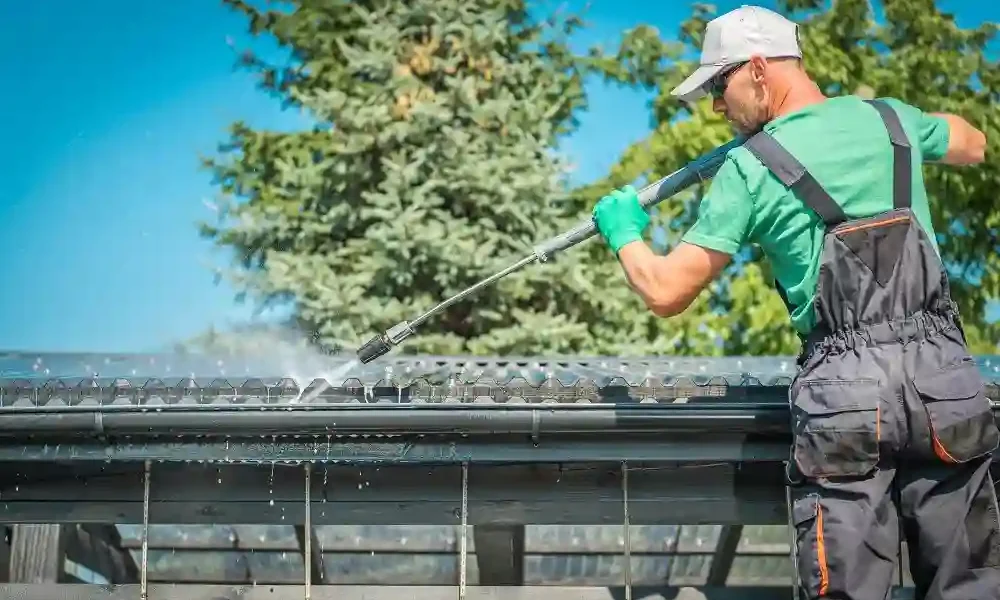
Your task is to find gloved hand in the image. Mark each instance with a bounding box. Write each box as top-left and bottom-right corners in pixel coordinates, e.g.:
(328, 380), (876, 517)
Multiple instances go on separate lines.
(592, 185), (650, 255)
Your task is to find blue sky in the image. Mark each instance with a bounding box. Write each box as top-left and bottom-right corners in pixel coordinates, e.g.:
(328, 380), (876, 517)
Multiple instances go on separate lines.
(0, 1), (995, 352)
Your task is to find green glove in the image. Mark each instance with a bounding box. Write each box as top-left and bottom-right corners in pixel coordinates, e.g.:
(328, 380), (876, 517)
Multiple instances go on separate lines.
(592, 184), (650, 255)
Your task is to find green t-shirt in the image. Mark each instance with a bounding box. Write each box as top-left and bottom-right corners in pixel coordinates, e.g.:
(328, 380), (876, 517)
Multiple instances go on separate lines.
(681, 95), (951, 335)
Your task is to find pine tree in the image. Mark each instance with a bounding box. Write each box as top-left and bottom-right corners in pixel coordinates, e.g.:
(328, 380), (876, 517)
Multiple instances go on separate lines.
(202, 0), (625, 355)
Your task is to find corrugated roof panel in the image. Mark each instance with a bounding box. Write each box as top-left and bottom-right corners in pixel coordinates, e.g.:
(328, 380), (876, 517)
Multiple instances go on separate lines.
(3, 353), (997, 397)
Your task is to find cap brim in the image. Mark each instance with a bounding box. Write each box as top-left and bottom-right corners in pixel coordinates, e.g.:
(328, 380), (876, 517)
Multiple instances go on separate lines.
(670, 64), (725, 103)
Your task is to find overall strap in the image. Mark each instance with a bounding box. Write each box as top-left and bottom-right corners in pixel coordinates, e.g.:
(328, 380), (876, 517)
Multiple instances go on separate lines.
(864, 99), (912, 210)
(744, 131), (848, 227)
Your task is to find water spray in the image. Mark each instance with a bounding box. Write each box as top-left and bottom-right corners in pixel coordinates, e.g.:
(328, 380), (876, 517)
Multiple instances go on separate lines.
(356, 138), (744, 364)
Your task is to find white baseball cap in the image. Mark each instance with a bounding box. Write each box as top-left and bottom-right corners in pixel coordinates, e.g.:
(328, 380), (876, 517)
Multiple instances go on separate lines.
(670, 5), (802, 103)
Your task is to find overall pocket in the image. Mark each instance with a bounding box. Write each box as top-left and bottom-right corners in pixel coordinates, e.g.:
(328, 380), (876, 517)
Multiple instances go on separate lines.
(913, 359), (1000, 464)
(791, 378), (881, 479)
(791, 494), (829, 599)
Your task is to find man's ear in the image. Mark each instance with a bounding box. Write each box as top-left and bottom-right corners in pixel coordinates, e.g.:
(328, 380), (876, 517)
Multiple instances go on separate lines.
(748, 55), (768, 83)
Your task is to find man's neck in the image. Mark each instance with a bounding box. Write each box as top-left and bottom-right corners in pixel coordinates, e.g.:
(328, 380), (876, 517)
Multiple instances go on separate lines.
(770, 75), (827, 119)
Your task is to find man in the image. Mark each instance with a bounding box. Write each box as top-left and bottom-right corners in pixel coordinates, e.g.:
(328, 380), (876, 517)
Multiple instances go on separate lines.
(592, 5), (1000, 600)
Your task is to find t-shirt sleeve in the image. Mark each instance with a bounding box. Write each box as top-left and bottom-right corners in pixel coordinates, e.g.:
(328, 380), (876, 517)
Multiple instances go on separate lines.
(679, 153), (753, 255)
(881, 97), (951, 162)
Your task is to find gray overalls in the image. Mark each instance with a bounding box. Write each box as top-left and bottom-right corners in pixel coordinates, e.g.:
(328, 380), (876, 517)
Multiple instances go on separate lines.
(744, 99), (1000, 599)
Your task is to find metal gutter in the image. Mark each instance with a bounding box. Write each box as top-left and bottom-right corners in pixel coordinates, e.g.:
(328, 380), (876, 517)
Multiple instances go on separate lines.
(0, 402), (793, 437)
(0, 401), (994, 439)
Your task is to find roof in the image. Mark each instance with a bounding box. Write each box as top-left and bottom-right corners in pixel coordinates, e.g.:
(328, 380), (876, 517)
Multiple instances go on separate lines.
(0, 351), (988, 594)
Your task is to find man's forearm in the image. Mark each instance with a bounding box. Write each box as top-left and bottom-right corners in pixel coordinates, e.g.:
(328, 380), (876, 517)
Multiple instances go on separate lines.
(616, 241), (675, 316)
(615, 240), (732, 318)
(592, 183), (733, 318)
(931, 112), (987, 165)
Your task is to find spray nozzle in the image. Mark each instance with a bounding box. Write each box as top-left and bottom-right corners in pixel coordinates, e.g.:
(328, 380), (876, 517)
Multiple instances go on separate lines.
(356, 320), (414, 364)
(357, 334), (391, 364)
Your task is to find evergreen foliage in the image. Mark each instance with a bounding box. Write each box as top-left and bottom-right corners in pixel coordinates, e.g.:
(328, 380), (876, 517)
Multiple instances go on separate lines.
(202, 0), (1000, 356)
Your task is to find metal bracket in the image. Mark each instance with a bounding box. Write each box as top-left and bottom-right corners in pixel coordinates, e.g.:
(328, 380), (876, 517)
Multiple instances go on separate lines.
(140, 459), (151, 600)
(459, 462), (468, 600)
(530, 410), (540, 446)
(305, 463), (313, 600)
(622, 461), (632, 600)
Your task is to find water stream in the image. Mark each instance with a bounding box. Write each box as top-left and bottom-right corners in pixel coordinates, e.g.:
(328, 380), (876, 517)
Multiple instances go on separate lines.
(293, 358), (360, 404)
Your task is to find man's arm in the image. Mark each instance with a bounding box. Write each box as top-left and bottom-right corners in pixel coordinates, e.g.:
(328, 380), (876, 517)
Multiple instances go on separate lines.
(882, 98), (987, 166)
(615, 240), (732, 317)
(928, 112), (987, 165)
(591, 155), (751, 319)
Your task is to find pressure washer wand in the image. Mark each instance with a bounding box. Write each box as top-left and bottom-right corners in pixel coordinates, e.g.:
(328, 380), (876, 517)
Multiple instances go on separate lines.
(356, 137), (744, 364)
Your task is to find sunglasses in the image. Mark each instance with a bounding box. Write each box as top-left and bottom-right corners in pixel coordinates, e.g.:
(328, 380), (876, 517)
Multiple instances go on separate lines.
(706, 61), (748, 99)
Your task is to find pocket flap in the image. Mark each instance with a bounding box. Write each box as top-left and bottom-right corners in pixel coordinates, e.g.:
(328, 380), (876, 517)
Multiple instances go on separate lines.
(791, 495), (819, 527)
(795, 378), (880, 415)
(912, 361), (984, 401)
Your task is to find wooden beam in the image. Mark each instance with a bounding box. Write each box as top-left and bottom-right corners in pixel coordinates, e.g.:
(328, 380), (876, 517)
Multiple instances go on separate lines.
(0, 462), (788, 526)
(9, 524), (66, 583)
(0, 583), (918, 600)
